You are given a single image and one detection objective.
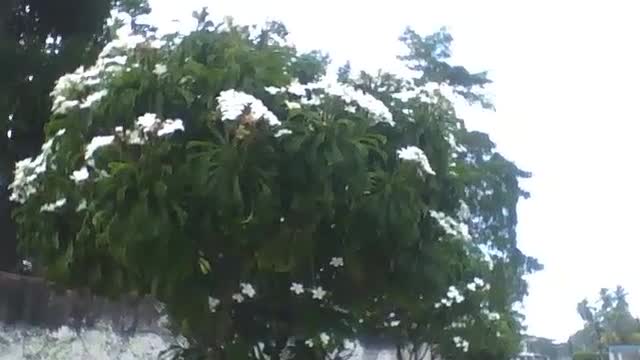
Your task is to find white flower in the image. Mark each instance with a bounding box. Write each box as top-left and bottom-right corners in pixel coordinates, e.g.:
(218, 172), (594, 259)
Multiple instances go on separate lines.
(240, 283), (256, 298)
(232, 294), (245, 303)
(311, 287), (327, 300)
(217, 89), (280, 126)
(85, 135), (115, 163)
(487, 312), (500, 321)
(153, 64), (168, 76)
(76, 199), (87, 212)
(157, 119), (184, 136)
(305, 339), (314, 348)
(265, 86), (282, 95)
(319, 81), (394, 125)
(150, 39), (166, 49)
(81, 89), (108, 109)
(445, 286), (464, 304)
(285, 101), (301, 109)
(453, 336), (470, 352)
(54, 99), (80, 114)
(287, 81), (307, 97)
(397, 146), (436, 176)
(301, 95), (321, 106)
(21, 259), (33, 272)
(450, 321), (465, 329)
(208, 297), (220, 312)
(441, 299), (453, 307)
(40, 198), (66, 212)
(290, 283), (304, 295)
(473, 277), (485, 287)
(319, 333), (330, 346)
(107, 55), (128, 66)
(389, 320), (400, 327)
(136, 113), (161, 132)
(430, 210), (471, 242)
(70, 167), (89, 183)
(466, 283), (477, 292)
(458, 200), (471, 221)
(275, 128), (292, 138)
(345, 105), (357, 113)
(329, 257), (344, 268)
(126, 128), (145, 145)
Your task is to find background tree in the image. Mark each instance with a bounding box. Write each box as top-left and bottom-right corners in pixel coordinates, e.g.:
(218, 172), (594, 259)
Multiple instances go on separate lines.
(571, 286), (640, 357)
(9, 9), (539, 360)
(0, 0), (148, 272)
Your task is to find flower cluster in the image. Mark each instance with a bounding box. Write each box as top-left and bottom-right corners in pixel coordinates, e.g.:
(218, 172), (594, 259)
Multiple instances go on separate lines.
(68, 113), (184, 184)
(305, 333), (331, 348)
(435, 278), (489, 310)
(384, 312), (401, 328)
(453, 336), (470, 352)
(85, 135), (115, 166)
(9, 129), (66, 203)
(449, 321), (465, 329)
(40, 198), (67, 213)
(329, 257), (344, 268)
(264, 79), (395, 126)
(49, 25), (147, 116)
(217, 89), (280, 126)
(465, 277), (487, 292)
(481, 308), (501, 321)
(208, 297), (220, 313)
(289, 282), (327, 300)
(435, 286), (465, 308)
(429, 210), (471, 241)
(232, 282), (257, 303)
(397, 146), (436, 176)
(47, 9), (170, 120)
(447, 315), (475, 331)
(127, 113), (184, 141)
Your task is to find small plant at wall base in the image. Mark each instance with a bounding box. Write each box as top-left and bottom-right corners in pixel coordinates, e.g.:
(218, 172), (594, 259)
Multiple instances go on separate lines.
(10, 8), (540, 360)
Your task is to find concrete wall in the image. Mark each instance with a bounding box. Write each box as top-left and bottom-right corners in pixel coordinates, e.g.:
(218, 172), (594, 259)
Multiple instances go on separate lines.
(0, 271), (163, 333)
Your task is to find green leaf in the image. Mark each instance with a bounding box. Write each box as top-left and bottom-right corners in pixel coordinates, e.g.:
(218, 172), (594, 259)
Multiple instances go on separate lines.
(198, 257), (211, 274)
(154, 181), (168, 199)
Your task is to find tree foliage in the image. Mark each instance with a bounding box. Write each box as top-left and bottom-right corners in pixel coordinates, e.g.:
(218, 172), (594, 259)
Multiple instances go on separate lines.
(571, 286), (640, 354)
(0, 0), (148, 271)
(10, 9), (539, 360)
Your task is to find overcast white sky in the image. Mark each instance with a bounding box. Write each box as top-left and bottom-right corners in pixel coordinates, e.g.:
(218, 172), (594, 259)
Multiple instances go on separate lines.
(149, 0), (640, 342)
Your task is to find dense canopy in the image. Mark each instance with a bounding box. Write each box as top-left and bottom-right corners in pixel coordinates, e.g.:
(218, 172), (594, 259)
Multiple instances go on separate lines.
(10, 8), (539, 360)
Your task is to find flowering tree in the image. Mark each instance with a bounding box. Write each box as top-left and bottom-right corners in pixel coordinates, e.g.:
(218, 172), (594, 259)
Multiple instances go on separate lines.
(10, 9), (540, 360)
(0, 0), (149, 271)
